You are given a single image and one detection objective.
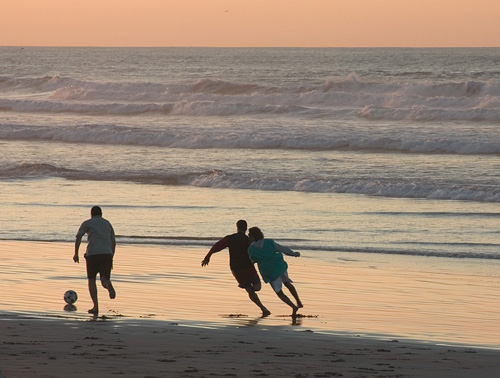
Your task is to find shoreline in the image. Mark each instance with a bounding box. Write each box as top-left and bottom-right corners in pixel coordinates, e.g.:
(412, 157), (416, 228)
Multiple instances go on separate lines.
(1, 312), (499, 378)
(2, 307), (500, 351)
(1, 240), (500, 350)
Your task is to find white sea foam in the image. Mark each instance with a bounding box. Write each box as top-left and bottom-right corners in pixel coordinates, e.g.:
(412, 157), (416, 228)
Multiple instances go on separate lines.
(1, 162), (498, 203)
(1, 75), (500, 121)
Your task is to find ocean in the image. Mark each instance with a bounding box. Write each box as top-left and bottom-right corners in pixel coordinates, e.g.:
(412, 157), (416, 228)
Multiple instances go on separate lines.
(1, 47), (499, 346)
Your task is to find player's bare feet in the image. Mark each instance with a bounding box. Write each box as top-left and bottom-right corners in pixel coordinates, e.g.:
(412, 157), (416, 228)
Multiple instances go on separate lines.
(297, 301), (304, 309)
(292, 305), (299, 318)
(262, 309), (271, 318)
(88, 308), (98, 315)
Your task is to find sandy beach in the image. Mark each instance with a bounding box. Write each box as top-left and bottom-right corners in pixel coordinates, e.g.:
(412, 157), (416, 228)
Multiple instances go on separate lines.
(1, 312), (499, 378)
(1, 241), (500, 377)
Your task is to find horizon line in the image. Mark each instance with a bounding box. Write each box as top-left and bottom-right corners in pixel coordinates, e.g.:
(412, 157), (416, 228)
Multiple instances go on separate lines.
(2, 45), (500, 49)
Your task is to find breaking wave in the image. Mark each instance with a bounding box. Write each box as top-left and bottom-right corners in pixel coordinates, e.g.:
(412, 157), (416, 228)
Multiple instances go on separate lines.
(1, 163), (499, 203)
(0, 123), (498, 155)
(1, 74), (500, 121)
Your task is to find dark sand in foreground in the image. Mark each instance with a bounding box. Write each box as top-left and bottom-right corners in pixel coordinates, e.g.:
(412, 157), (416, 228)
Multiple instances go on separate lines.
(1, 313), (499, 378)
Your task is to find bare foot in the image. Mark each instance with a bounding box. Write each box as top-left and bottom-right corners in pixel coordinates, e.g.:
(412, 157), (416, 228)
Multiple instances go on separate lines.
(297, 301), (304, 309)
(262, 309), (271, 318)
(292, 305), (299, 317)
(88, 308), (98, 315)
(108, 283), (116, 299)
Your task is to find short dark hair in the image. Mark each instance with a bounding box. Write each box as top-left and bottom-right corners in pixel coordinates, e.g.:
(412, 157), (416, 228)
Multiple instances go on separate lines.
(236, 220), (247, 232)
(91, 206), (102, 217)
(248, 227), (264, 241)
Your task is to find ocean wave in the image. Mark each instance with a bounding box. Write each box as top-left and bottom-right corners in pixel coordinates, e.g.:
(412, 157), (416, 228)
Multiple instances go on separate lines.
(300, 245), (500, 260)
(3, 234), (497, 260)
(0, 163), (79, 178)
(108, 237), (500, 261)
(1, 163), (498, 203)
(360, 106), (500, 122)
(1, 75), (500, 121)
(0, 97), (310, 116)
(0, 123), (498, 155)
(363, 211), (500, 218)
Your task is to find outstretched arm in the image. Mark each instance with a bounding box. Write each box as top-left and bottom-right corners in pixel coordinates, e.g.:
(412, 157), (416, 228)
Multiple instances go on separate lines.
(274, 241), (300, 257)
(201, 237), (229, 266)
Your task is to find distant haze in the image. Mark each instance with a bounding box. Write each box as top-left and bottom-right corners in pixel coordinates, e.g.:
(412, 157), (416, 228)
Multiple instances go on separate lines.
(2, 0), (500, 47)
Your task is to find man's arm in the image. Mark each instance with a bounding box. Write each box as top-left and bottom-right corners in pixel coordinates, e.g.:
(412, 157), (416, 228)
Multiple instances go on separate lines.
(201, 237), (229, 266)
(274, 241), (300, 257)
(74, 234), (83, 263)
(110, 224), (116, 256)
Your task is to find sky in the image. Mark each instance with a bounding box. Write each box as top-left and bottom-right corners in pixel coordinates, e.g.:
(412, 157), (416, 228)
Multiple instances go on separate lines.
(2, 0), (500, 47)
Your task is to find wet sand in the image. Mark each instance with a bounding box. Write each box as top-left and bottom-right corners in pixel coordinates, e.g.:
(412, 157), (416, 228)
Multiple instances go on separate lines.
(1, 241), (500, 376)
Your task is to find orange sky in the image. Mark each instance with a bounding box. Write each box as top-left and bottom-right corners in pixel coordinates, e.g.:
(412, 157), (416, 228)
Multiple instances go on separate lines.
(2, 0), (500, 47)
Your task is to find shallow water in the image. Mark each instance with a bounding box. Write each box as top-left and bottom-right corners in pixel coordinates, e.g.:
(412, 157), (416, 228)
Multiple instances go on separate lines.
(1, 177), (499, 263)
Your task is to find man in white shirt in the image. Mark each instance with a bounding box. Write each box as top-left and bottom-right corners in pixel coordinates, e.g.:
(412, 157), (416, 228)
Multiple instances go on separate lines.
(74, 206), (116, 316)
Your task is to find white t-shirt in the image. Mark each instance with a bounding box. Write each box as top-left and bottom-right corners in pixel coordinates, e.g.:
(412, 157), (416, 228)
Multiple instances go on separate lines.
(76, 216), (115, 256)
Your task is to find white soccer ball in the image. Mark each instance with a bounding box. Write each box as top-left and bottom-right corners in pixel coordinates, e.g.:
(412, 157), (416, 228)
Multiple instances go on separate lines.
(64, 290), (78, 304)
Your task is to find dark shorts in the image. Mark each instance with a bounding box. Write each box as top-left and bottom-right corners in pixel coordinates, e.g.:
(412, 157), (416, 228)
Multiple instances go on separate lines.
(85, 254), (113, 280)
(232, 265), (260, 289)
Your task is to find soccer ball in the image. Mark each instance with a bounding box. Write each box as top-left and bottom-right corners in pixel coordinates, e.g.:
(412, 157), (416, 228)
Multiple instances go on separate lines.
(64, 290), (78, 304)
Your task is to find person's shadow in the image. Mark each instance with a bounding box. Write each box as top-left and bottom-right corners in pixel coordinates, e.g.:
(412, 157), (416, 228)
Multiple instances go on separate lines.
(241, 313), (303, 327)
(291, 313), (303, 326)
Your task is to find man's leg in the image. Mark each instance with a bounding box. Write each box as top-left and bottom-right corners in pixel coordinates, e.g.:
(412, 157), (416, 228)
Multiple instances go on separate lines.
(88, 277), (99, 314)
(276, 290), (299, 316)
(284, 282), (303, 308)
(101, 276), (116, 299)
(245, 286), (270, 317)
(99, 255), (116, 299)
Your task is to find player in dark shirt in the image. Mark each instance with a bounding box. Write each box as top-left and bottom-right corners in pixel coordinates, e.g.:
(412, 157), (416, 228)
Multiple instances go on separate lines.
(202, 220), (270, 317)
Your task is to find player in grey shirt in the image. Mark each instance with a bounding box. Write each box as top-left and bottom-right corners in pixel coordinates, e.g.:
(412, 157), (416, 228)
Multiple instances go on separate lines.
(74, 206), (116, 316)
